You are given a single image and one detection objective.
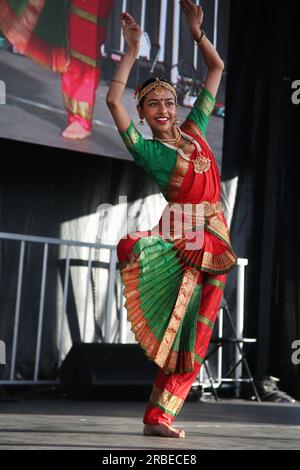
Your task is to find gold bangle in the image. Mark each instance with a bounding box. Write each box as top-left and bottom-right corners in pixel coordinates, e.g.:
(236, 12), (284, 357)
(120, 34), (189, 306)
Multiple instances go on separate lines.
(111, 79), (126, 86)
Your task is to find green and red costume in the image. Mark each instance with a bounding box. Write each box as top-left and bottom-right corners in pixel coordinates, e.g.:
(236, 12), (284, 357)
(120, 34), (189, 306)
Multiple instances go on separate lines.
(0, 0), (114, 131)
(118, 88), (237, 425)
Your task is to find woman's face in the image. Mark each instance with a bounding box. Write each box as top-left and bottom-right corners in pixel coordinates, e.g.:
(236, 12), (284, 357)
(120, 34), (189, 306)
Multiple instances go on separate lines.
(138, 88), (177, 135)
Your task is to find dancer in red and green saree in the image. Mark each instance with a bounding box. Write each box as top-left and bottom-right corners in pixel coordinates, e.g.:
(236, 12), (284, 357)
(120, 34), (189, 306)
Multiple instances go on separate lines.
(107, 0), (237, 439)
(0, 0), (114, 139)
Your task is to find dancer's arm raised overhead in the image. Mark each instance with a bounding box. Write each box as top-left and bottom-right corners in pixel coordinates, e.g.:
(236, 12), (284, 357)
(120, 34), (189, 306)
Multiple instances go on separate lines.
(106, 12), (142, 132)
(180, 0), (224, 98)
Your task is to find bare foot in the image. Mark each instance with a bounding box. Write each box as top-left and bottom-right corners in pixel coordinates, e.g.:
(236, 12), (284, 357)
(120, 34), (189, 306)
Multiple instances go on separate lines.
(61, 121), (91, 140)
(143, 423), (185, 438)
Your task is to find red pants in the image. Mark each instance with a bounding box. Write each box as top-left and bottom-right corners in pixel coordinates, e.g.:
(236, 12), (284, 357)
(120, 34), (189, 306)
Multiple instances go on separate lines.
(61, 0), (114, 131)
(143, 271), (226, 425)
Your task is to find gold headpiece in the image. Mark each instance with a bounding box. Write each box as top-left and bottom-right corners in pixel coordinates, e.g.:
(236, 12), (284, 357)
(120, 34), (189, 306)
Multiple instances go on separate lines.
(136, 78), (178, 105)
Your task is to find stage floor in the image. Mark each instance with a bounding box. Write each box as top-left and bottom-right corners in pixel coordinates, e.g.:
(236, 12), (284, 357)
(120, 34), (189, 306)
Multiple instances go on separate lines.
(0, 49), (224, 168)
(0, 397), (299, 450)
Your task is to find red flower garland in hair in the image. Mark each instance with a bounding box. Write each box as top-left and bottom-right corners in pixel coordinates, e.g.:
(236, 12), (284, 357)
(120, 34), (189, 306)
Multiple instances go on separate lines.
(134, 85), (142, 100)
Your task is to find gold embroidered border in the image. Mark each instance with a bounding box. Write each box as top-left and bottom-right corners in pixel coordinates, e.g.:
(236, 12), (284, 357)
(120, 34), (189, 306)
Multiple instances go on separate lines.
(163, 351), (194, 374)
(154, 269), (199, 369)
(71, 4), (97, 24)
(205, 277), (225, 291)
(166, 153), (189, 201)
(71, 5), (108, 28)
(149, 387), (184, 416)
(194, 352), (205, 365)
(206, 216), (231, 245)
(198, 314), (214, 329)
(121, 123), (142, 151)
(63, 93), (93, 121)
(181, 120), (213, 152)
(128, 124), (140, 146)
(202, 250), (237, 273)
(181, 119), (202, 139)
(121, 133), (133, 151)
(70, 48), (101, 68)
(194, 92), (215, 116)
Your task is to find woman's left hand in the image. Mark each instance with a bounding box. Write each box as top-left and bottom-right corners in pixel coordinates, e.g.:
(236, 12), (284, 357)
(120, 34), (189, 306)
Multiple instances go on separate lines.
(120, 12), (142, 48)
(180, 0), (203, 41)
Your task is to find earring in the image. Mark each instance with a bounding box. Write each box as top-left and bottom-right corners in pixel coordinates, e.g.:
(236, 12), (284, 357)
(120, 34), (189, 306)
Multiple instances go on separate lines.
(139, 118), (144, 126)
(175, 116), (180, 125)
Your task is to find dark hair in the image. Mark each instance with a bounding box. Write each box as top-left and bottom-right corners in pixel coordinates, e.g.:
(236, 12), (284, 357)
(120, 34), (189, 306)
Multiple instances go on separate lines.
(138, 77), (174, 109)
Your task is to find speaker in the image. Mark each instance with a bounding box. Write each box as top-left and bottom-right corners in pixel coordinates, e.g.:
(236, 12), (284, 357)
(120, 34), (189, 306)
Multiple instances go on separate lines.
(58, 343), (158, 399)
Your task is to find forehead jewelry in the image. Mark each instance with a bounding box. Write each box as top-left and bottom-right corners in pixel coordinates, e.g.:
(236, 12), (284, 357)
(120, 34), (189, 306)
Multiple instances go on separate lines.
(135, 78), (178, 105)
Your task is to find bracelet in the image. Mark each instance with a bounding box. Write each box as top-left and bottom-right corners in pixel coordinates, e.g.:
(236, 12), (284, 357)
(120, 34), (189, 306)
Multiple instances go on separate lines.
(111, 79), (126, 86)
(193, 29), (207, 46)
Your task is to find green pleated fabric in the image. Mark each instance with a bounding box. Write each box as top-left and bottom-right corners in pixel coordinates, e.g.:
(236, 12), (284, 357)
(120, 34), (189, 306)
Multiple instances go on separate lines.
(1, 0), (70, 71)
(121, 236), (201, 373)
(33, 0), (70, 48)
(132, 236), (184, 343)
(6, 0), (29, 17)
(5, 0), (70, 48)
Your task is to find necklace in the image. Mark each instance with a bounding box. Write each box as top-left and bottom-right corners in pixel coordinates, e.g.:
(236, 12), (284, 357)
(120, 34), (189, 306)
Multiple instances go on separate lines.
(157, 128), (211, 174)
(154, 128), (181, 145)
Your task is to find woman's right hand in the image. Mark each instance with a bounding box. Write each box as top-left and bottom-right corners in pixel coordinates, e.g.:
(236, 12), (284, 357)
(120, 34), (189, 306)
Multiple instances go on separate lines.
(120, 12), (142, 48)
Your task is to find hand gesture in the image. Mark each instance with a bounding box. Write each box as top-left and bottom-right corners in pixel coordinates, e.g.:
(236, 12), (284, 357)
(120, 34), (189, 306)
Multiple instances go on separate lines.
(180, 0), (204, 40)
(120, 12), (142, 48)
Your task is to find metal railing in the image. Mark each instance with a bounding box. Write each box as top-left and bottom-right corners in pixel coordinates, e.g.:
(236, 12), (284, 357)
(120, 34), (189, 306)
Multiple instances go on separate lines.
(0, 231), (250, 390)
(197, 259), (257, 397)
(0, 231), (118, 385)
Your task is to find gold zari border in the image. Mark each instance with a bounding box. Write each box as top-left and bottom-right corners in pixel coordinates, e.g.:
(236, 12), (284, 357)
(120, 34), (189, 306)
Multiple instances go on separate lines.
(154, 268), (199, 369)
(202, 250), (237, 273)
(194, 92), (215, 116)
(70, 49), (100, 68)
(198, 314), (214, 329)
(63, 93), (93, 121)
(71, 5), (97, 24)
(150, 386), (184, 416)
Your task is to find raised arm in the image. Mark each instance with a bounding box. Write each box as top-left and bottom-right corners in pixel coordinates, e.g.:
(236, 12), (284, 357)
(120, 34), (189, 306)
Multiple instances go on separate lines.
(180, 0), (224, 98)
(106, 13), (142, 132)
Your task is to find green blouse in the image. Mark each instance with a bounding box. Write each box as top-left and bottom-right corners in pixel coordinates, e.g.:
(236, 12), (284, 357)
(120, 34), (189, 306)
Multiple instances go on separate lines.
(119, 88), (215, 195)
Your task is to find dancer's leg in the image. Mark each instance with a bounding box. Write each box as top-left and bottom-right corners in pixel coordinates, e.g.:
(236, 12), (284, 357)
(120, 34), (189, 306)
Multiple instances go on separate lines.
(143, 272), (226, 437)
(61, 0), (113, 139)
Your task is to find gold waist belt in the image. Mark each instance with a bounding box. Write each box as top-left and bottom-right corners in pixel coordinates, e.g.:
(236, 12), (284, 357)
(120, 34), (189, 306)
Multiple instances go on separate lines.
(202, 201), (223, 217)
(169, 201), (223, 217)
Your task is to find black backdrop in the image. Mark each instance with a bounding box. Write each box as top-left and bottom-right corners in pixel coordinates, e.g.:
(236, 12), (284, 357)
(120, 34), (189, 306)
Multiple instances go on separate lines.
(222, 0), (300, 397)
